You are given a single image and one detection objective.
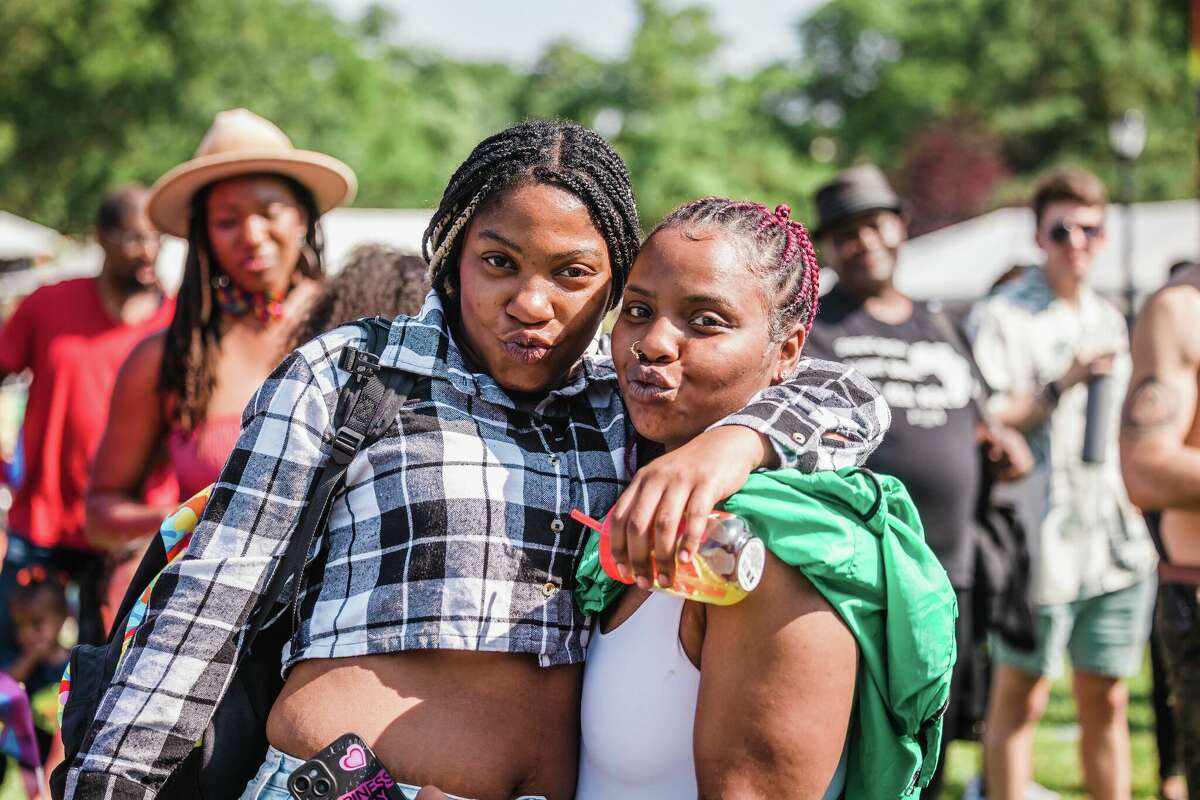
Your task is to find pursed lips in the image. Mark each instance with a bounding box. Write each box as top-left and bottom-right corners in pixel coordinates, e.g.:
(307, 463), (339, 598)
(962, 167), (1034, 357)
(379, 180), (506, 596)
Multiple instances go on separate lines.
(624, 363), (679, 402)
(500, 330), (556, 363)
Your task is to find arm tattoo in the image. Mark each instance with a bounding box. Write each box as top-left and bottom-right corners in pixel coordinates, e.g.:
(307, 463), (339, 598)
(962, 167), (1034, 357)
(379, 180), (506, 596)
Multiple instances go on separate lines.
(1121, 375), (1181, 438)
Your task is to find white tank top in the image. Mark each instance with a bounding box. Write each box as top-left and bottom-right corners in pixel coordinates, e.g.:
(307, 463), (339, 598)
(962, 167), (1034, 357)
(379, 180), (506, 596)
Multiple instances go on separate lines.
(577, 592), (700, 800)
(577, 591), (850, 800)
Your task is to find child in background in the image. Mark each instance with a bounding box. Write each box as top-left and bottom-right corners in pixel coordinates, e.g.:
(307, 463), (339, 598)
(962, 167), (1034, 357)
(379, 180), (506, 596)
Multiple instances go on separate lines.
(4, 566), (74, 760)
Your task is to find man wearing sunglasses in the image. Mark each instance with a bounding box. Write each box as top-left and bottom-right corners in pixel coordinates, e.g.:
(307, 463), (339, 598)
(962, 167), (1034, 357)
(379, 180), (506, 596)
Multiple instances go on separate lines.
(0, 185), (175, 665)
(972, 168), (1157, 800)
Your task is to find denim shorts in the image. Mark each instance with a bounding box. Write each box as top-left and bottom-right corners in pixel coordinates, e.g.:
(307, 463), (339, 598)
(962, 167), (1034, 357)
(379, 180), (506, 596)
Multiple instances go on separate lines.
(991, 572), (1156, 679)
(239, 745), (546, 800)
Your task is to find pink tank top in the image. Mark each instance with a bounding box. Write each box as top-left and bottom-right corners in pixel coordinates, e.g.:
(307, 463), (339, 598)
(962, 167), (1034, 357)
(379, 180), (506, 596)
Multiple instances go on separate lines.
(166, 416), (242, 499)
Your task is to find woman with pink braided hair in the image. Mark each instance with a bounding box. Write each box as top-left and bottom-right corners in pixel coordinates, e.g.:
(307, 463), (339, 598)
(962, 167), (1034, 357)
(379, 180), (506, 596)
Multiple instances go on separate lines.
(605, 199), (827, 587)
(572, 197), (956, 799)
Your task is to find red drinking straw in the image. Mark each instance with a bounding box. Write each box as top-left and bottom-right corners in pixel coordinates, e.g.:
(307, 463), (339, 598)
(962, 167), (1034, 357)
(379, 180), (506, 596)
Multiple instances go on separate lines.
(570, 509), (603, 533)
(570, 509), (633, 584)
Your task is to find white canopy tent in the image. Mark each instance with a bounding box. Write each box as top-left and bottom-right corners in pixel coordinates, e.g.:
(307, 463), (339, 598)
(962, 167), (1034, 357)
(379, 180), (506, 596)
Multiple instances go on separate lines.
(892, 200), (1200, 304)
(156, 207), (434, 291)
(3, 208), (435, 299)
(0, 211), (63, 261)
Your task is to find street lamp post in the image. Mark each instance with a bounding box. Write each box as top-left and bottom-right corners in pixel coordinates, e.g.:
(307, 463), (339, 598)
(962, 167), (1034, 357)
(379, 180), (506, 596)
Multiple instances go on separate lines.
(1108, 109), (1147, 328)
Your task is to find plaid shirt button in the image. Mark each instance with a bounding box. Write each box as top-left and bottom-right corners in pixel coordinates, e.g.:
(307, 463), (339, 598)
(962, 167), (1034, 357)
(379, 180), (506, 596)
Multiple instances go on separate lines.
(542, 582), (558, 597)
(549, 454), (561, 466)
(550, 519), (565, 533)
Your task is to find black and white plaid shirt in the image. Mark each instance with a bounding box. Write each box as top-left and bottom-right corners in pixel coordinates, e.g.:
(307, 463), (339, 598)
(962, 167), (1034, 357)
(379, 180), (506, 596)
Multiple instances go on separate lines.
(66, 292), (890, 798)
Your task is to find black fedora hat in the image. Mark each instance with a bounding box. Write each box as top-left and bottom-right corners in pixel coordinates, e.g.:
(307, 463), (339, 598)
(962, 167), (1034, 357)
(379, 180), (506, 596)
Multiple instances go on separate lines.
(812, 164), (904, 239)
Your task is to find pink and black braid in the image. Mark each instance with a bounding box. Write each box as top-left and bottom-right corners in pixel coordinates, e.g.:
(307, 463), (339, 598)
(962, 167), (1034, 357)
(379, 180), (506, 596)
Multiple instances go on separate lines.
(651, 197), (822, 338)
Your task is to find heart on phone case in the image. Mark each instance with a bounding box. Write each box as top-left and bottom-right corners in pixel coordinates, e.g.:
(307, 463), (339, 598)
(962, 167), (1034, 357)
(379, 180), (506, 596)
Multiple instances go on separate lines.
(339, 744), (368, 772)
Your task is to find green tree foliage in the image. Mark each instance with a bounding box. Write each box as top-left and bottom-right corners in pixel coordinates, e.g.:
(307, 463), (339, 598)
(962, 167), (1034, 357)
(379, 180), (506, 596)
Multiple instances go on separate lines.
(796, 0), (1192, 209)
(0, 0), (1192, 236)
(519, 0), (833, 226)
(0, 0), (523, 232)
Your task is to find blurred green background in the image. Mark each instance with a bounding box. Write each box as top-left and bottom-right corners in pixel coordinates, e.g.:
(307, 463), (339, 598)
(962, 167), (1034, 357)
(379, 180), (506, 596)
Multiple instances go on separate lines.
(0, 0), (1191, 236)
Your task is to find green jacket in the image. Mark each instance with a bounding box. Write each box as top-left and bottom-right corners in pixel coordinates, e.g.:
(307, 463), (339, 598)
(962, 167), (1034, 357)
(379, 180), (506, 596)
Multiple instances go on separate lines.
(575, 468), (957, 799)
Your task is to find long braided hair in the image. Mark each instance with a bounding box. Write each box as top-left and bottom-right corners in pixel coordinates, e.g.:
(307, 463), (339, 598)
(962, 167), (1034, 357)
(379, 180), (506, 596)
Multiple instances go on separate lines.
(650, 198), (822, 339)
(422, 119), (641, 310)
(159, 174), (325, 432)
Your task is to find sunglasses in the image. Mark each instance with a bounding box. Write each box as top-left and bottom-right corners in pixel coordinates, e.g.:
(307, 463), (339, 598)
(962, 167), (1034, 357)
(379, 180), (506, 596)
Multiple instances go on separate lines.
(1048, 221), (1102, 245)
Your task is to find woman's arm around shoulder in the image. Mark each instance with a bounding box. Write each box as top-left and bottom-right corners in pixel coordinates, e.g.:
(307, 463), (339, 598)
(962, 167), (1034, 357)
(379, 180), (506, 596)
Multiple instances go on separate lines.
(693, 552), (857, 800)
(719, 357), (892, 472)
(606, 358), (891, 588)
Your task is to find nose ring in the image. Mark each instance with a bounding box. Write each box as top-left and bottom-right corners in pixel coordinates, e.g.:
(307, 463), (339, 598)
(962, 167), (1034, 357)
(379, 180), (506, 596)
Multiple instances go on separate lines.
(630, 340), (646, 362)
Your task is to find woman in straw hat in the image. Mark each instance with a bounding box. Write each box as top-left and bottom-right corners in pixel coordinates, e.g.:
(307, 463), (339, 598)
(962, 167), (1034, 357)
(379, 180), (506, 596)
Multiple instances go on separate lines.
(65, 120), (886, 800)
(85, 108), (356, 549)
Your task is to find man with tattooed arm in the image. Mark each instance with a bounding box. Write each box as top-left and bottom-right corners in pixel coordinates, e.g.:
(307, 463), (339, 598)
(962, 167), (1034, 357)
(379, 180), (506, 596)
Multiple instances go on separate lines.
(1120, 262), (1200, 795)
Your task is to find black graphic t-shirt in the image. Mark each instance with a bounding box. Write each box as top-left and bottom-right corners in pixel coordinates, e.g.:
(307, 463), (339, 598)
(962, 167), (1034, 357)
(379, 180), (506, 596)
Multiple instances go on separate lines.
(807, 287), (981, 587)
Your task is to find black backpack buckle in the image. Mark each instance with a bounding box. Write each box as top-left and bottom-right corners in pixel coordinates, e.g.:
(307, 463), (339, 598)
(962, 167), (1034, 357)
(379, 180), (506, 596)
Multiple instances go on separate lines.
(330, 425), (366, 465)
(339, 346), (380, 377)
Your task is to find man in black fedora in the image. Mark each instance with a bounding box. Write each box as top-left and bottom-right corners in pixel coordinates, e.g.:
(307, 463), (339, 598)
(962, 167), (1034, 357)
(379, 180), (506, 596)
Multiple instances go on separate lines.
(805, 164), (1032, 798)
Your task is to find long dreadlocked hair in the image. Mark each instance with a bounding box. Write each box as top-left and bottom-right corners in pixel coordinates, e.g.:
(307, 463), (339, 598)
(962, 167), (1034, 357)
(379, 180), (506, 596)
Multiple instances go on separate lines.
(159, 174), (325, 432)
(422, 119), (641, 310)
(651, 198), (822, 339)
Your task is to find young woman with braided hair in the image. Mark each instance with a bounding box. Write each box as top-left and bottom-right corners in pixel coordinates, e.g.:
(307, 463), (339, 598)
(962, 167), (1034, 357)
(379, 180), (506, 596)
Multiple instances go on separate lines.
(571, 198), (852, 799)
(575, 198), (953, 799)
(65, 123), (889, 800)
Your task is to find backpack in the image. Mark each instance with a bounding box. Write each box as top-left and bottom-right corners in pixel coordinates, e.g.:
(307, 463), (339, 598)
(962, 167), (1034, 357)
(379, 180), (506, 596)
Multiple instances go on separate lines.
(52, 317), (415, 800)
(926, 306), (1039, 652)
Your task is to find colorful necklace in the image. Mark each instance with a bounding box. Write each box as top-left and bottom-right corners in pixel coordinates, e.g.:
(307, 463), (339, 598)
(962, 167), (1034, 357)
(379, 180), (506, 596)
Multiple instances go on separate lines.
(213, 278), (286, 324)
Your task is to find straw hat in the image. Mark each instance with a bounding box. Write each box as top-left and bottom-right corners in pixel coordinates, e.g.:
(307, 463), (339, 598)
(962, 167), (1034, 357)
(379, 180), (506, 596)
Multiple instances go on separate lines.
(147, 108), (357, 238)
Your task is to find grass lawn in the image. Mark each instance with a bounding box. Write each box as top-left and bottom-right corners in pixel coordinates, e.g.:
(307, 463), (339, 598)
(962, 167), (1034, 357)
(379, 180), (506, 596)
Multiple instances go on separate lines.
(0, 655), (1165, 799)
(941, 653), (1162, 799)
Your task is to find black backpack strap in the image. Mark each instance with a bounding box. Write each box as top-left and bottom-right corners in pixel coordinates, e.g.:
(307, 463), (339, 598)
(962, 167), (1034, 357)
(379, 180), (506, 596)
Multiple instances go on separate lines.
(105, 538), (168, 643)
(104, 318), (414, 661)
(249, 317), (415, 641)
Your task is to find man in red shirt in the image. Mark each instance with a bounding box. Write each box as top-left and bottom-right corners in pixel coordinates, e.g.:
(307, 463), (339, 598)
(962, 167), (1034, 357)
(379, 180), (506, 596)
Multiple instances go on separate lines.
(0, 185), (175, 659)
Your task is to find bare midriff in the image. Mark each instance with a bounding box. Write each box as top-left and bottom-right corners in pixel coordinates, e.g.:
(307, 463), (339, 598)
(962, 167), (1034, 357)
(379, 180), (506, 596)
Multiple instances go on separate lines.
(267, 650), (582, 800)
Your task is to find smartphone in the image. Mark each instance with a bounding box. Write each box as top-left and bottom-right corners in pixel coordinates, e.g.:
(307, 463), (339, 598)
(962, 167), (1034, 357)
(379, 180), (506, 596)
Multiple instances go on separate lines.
(287, 733), (406, 800)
